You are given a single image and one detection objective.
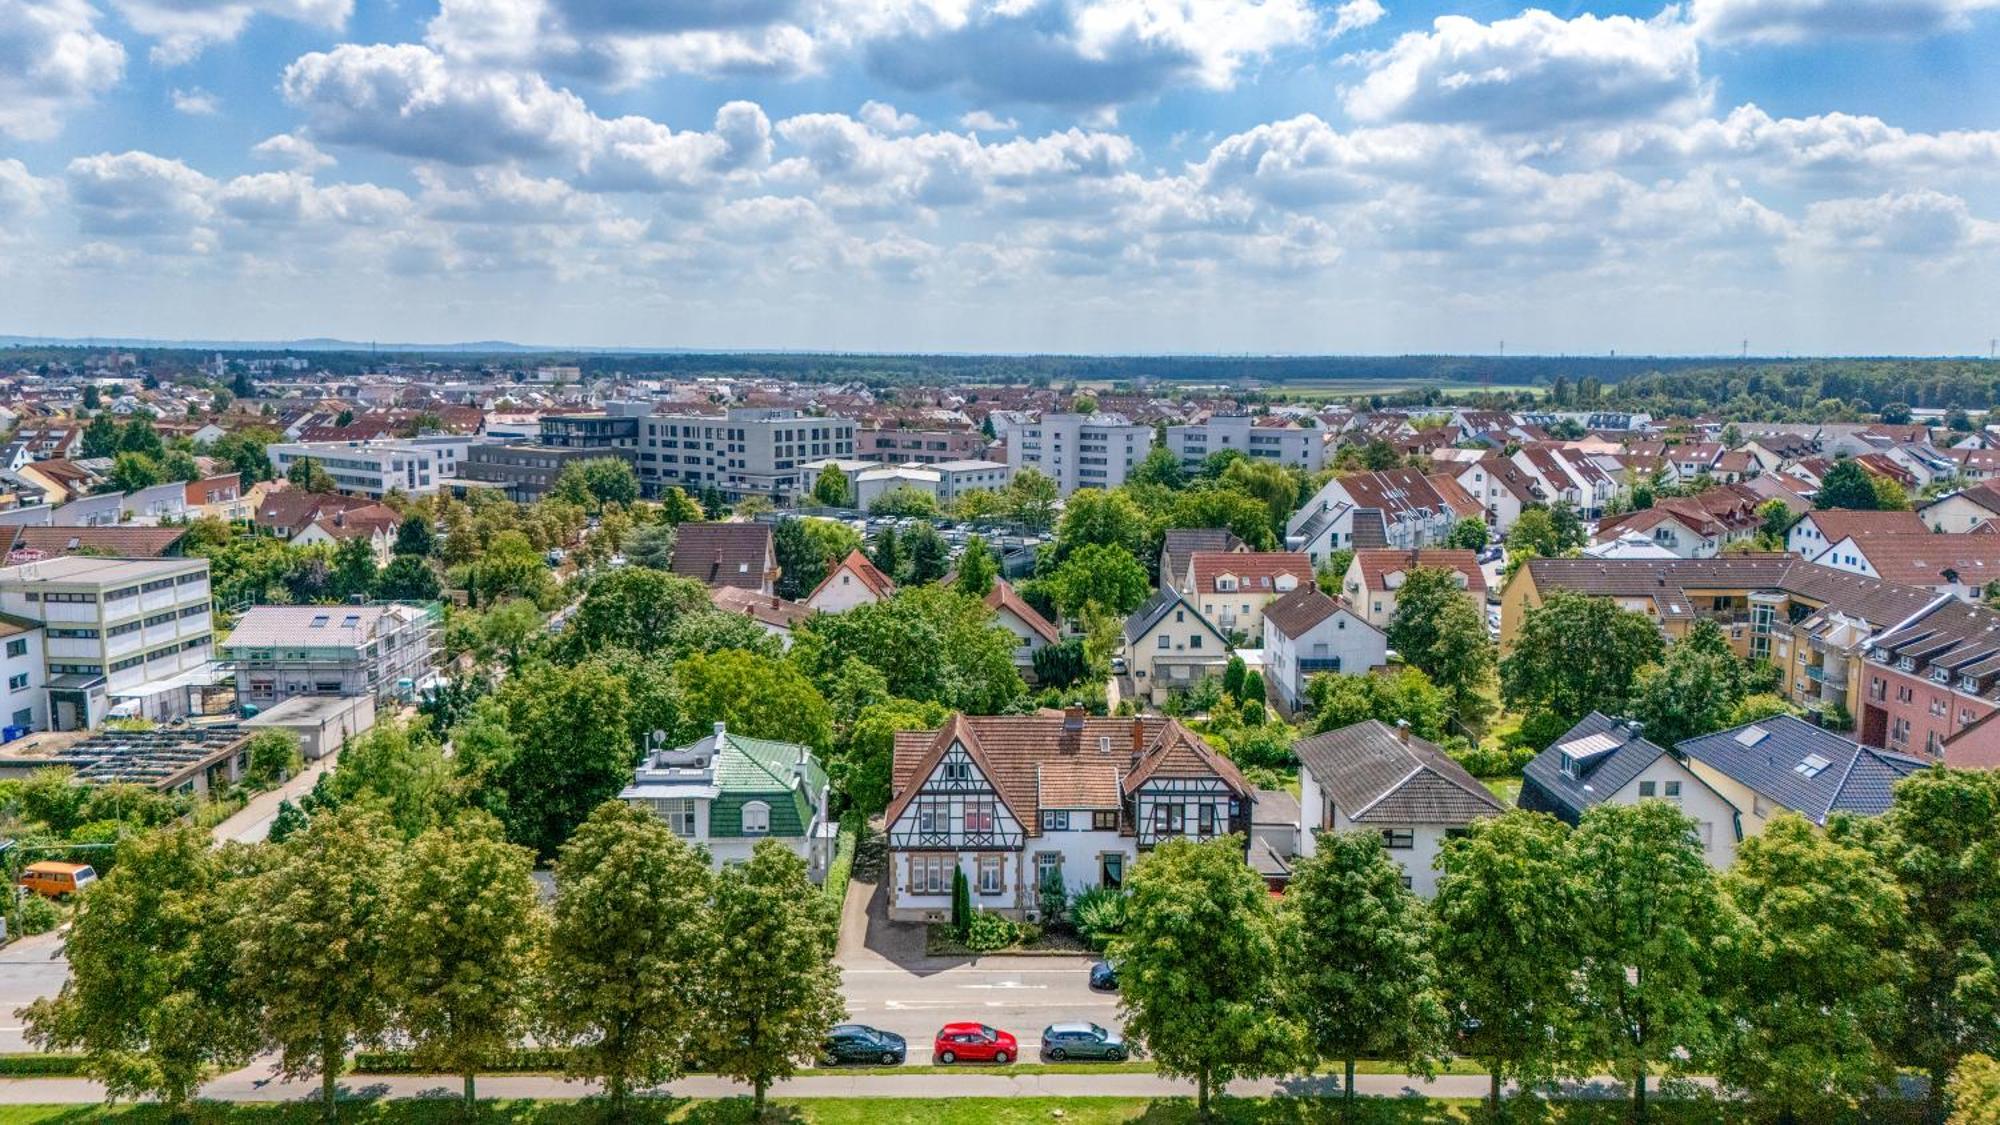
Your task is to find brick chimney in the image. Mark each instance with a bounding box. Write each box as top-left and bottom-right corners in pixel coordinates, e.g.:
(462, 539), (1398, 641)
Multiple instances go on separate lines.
(1395, 718), (1411, 744)
(1131, 719), (1146, 756)
(1062, 707), (1085, 732)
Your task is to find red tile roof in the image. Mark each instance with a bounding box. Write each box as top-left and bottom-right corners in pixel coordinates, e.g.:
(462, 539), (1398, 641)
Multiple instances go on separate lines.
(1350, 549), (1487, 595)
(1186, 551), (1312, 596)
(810, 549), (896, 603)
(986, 579), (1058, 645)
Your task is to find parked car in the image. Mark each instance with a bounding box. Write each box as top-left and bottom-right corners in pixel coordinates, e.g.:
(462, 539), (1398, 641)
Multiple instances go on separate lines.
(1088, 960), (1118, 991)
(1478, 546), (1503, 563)
(820, 1024), (906, 1066)
(1041, 1022), (1127, 1062)
(934, 1023), (1018, 1064)
(19, 861), (95, 898)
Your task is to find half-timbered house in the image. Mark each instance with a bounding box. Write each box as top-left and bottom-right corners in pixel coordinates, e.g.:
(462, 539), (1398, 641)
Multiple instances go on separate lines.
(884, 709), (1255, 922)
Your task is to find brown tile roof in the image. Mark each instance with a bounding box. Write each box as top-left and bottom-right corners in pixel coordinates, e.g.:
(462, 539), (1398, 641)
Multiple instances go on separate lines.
(809, 549), (896, 603)
(1161, 528), (1244, 589)
(671, 522), (775, 590)
(1837, 533), (2000, 589)
(1425, 472), (1483, 518)
(1292, 720), (1504, 824)
(7, 525), (187, 560)
(1796, 509), (1928, 543)
(1187, 551), (1312, 596)
(1037, 760), (1123, 810)
(253, 489), (369, 532)
(1930, 480), (2000, 518)
(1522, 554), (1934, 627)
(1262, 585), (1344, 639)
(1351, 549), (1486, 595)
(306, 503), (401, 540)
(709, 585), (813, 629)
(986, 579), (1058, 645)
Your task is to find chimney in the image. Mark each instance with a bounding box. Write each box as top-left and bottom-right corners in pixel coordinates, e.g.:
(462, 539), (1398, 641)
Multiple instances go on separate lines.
(1395, 719), (1411, 744)
(1062, 707), (1085, 733)
(1625, 719), (1644, 740)
(1132, 719), (1145, 756)
(712, 720), (726, 740)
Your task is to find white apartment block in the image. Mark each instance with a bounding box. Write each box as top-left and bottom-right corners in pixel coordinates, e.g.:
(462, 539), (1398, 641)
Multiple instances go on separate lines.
(933, 459), (1011, 500)
(0, 557), (214, 730)
(267, 440), (447, 498)
(1006, 413), (1153, 495)
(0, 615), (46, 735)
(631, 407), (857, 501)
(1167, 415), (1325, 473)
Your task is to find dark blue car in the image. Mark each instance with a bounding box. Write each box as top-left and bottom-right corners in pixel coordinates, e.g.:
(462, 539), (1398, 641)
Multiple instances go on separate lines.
(819, 1024), (907, 1066)
(1089, 960), (1118, 991)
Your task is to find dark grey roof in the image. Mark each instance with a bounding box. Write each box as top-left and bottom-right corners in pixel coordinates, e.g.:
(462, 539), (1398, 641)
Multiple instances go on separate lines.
(1349, 509), (1389, 549)
(1518, 712), (1671, 823)
(1292, 503), (1345, 547)
(1122, 588), (1226, 647)
(1161, 528), (1243, 590)
(1675, 713), (1925, 825)
(1292, 720), (1504, 825)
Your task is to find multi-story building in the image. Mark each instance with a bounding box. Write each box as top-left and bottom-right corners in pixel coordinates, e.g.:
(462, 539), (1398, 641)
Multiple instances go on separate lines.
(220, 603), (438, 709)
(0, 614), (45, 735)
(1340, 549), (1487, 631)
(933, 460), (1011, 500)
(1854, 595), (2000, 757)
(1520, 712), (1740, 868)
(1261, 587), (1385, 713)
(1167, 415), (1325, 473)
(266, 440), (447, 498)
(0, 556), (213, 730)
(1121, 588), (1232, 704)
(631, 407), (857, 501)
(1288, 469), (1472, 563)
(539, 413), (640, 451)
(857, 425), (987, 465)
(461, 443), (637, 502)
(1180, 551), (1313, 639)
(1006, 413), (1153, 496)
(883, 711), (1254, 922)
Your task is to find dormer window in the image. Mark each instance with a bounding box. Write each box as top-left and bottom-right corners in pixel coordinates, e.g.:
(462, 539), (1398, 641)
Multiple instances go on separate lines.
(741, 800), (770, 834)
(1931, 667), (1952, 684)
(1559, 752), (1578, 779)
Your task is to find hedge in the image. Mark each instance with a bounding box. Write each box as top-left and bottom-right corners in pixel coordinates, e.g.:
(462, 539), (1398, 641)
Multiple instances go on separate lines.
(351, 1048), (574, 1075)
(821, 813), (860, 908)
(0, 1053), (90, 1076)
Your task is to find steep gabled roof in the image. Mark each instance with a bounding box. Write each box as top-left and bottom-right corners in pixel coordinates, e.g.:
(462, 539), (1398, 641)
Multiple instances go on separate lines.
(1123, 587), (1228, 646)
(1519, 712), (1674, 821)
(808, 549), (896, 603)
(1351, 549), (1486, 595)
(1262, 585), (1344, 639)
(1292, 720), (1504, 825)
(1122, 721), (1250, 796)
(671, 522), (774, 590)
(1187, 551), (1312, 596)
(986, 579), (1058, 645)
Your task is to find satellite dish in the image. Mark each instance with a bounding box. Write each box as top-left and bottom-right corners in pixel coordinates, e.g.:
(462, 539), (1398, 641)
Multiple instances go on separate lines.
(651, 729), (667, 747)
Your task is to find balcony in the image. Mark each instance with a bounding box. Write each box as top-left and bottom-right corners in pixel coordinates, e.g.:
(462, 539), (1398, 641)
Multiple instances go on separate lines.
(1297, 658), (1344, 675)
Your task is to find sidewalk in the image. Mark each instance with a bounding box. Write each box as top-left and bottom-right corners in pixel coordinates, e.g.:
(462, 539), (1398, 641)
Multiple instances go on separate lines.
(210, 746), (343, 845)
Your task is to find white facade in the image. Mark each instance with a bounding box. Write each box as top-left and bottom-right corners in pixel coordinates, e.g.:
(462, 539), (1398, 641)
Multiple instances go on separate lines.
(1007, 413), (1154, 496)
(0, 557), (214, 729)
(1124, 593), (1231, 704)
(634, 407), (858, 501)
(1297, 765), (1454, 897)
(1599, 759), (1739, 868)
(933, 460), (1011, 500)
(1920, 491), (1999, 534)
(267, 440), (446, 498)
(855, 466), (940, 508)
(1262, 606), (1385, 712)
(1167, 415), (1325, 472)
(887, 743), (1031, 921)
(0, 621), (46, 734)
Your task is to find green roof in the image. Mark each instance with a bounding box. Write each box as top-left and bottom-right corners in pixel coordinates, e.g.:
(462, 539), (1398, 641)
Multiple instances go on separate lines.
(717, 732), (829, 797)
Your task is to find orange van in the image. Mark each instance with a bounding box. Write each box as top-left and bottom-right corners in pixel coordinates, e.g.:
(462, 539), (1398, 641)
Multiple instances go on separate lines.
(19, 861), (96, 899)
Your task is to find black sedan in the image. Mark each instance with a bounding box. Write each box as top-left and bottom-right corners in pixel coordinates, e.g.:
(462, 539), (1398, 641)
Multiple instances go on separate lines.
(1089, 960), (1118, 991)
(819, 1024), (907, 1066)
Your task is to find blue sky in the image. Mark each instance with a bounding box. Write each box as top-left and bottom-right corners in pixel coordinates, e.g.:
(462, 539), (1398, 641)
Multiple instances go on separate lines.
(1, 0), (1996, 354)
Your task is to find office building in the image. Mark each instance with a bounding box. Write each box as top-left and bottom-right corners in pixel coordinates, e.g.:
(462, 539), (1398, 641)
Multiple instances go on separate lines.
(631, 408), (857, 501)
(1167, 415), (1325, 473)
(266, 440), (449, 498)
(1006, 413), (1153, 495)
(461, 443), (637, 502)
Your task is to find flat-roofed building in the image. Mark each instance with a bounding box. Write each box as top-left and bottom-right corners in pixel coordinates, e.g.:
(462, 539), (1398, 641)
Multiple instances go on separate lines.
(220, 603), (438, 709)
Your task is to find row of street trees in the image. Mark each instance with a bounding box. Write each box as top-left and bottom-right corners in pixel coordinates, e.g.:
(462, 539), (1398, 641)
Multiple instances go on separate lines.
(1116, 767), (2000, 1122)
(27, 801), (841, 1122)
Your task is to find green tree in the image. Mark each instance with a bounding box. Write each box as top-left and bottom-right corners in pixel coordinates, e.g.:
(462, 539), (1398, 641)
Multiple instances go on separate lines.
(1507, 506), (1561, 558)
(839, 698), (950, 814)
(1220, 459), (1301, 542)
(286, 456), (336, 493)
(330, 536), (377, 602)
(484, 661), (637, 858)
(1433, 810), (1583, 1116)
(1952, 1054), (2000, 1124)
(1280, 831), (1446, 1104)
(1632, 618), (1748, 747)
(1718, 815), (1907, 1121)
(1873, 473), (1911, 511)
(384, 812), (541, 1110)
(625, 520), (677, 571)
(242, 730), (301, 789)
(904, 522), (950, 584)
(1031, 638), (1090, 689)
(954, 534), (998, 597)
(1050, 489), (1149, 568)
(1049, 542), (1150, 619)
(1113, 836), (1302, 1118)
(1500, 590), (1665, 731)
(1304, 668), (1452, 741)
(1003, 468), (1060, 530)
(118, 414), (165, 458)
(1881, 402), (1914, 425)
(1168, 487), (1277, 550)
(23, 828), (258, 1120)
(82, 412), (121, 458)
(1570, 802), (1734, 1121)
(1882, 768), (2000, 1118)
(394, 514), (436, 558)
(107, 451), (162, 493)
(1386, 568), (1493, 710)
(672, 648), (833, 749)
(707, 841), (845, 1115)
(543, 801), (714, 1120)
(161, 449), (202, 483)
(1130, 446), (1187, 489)
(465, 530), (553, 607)
(812, 463), (850, 507)
(1816, 460), (1880, 510)
(1447, 517), (1489, 551)
(81, 383), (101, 410)
(564, 567), (712, 657)
(791, 586), (1023, 714)
(1222, 655), (1247, 700)
(321, 719), (459, 842)
(868, 525), (903, 582)
(234, 807), (396, 1122)
(208, 427), (276, 483)
(374, 554), (442, 602)
(868, 486), (940, 519)
(478, 597), (543, 669)
(1758, 499), (1798, 545)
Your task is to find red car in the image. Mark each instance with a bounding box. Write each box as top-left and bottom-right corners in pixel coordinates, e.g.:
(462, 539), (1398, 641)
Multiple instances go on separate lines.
(933, 1022), (1018, 1064)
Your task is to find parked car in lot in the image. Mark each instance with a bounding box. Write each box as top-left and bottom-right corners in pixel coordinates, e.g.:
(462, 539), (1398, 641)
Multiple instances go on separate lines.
(934, 1022), (1017, 1064)
(1478, 546), (1503, 564)
(1088, 960), (1118, 991)
(1042, 1022), (1128, 1061)
(820, 1024), (906, 1066)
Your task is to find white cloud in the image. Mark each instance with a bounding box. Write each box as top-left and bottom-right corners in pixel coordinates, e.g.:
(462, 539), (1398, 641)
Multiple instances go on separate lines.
(1343, 10), (1706, 131)
(65, 151), (215, 238)
(0, 0), (125, 140)
(860, 100), (921, 134)
(1802, 189), (1998, 254)
(252, 132), (336, 171)
(960, 110), (1019, 132)
(217, 171), (411, 227)
(0, 159), (52, 225)
(1690, 0), (2000, 43)
(1329, 0), (1386, 36)
(111, 0), (351, 64)
(172, 87), (220, 115)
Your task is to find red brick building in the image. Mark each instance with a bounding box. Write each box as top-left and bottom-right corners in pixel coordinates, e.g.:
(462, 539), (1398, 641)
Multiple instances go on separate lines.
(1859, 596), (2000, 758)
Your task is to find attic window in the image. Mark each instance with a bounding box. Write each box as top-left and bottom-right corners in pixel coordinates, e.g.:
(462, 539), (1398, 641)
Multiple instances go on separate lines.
(738, 563), (749, 573)
(1098, 736), (1111, 752)
(1794, 753), (1832, 779)
(309, 615), (329, 628)
(1734, 726), (1770, 747)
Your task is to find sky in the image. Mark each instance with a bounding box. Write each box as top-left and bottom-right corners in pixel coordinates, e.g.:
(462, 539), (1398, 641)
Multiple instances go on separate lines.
(0, 0), (1996, 355)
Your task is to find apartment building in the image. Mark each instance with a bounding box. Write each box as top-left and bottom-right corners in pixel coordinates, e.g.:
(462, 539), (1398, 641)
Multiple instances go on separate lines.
(220, 603), (438, 709)
(0, 615), (45, 735)
(266, 440), (447, 498)
(630, 407), (857, 501)
(1855, 596), (2000, 758)
(857, 426), (986, 465)
(461, 443), (636, 502)
(1166, 415), (1325, 473)
(0, 556), (214, 730)
(1006, 413), (1153, 496)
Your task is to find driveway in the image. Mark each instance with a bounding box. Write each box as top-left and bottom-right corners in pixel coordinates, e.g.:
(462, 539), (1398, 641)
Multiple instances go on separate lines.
(211, 746), (343, 845)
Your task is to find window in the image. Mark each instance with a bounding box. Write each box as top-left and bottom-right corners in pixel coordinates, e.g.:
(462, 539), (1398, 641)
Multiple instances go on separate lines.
(1381, 828), (1415, 850)
(1035, 853), (1062, 888)
(1189, 635), (1202, 650)
(1166, 804), (1185, 835)
(1639, 781), (1656, 797)
(653, 798), (697, 837)
(1158, 634), (1171, 650)
(1092, 810), (1118, 830)
(1099, 853), (1123, 889)
(741, 800), (770, 834)
(1042, 810), (1070, 831)
(1664, 781), (1681, 798)
(977, 855), (1004, 895)
(10, 708), (29, 727)
(3, 640), (23, 658)
(910, 854), (950, 895)
(942, 756), (971, 782)
(964, 797), (995, 833)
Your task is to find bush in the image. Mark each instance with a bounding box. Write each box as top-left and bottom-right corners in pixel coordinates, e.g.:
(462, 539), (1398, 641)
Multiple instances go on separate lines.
(1037, 871), (1068, 925)
(1449, 739), (1537, 778)
(822, 813), (860, 908)
(1070, 885), (1128, 951)
(11, 893), (60, 936)
(0, 1054), (88, 1076)
(352, 1047), (575, 1074)
(963, 911), (1024, 952)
